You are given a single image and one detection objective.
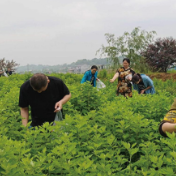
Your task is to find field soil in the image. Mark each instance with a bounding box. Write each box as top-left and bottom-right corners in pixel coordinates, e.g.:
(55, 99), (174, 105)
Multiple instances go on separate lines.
(147, 73), (176, 81)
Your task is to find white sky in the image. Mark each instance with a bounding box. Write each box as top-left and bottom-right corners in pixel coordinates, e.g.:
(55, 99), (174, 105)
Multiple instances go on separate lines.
(0, 0), (176, 66)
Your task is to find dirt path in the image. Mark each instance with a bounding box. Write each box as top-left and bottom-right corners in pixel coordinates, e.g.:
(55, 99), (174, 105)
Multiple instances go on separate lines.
(147, 73), (176, 81)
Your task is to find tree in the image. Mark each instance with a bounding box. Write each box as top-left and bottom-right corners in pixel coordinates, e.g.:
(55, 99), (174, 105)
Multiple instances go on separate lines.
(0, 58), (19, 71)
(141, 38), (176, 72)
(97, 27), (156, 71)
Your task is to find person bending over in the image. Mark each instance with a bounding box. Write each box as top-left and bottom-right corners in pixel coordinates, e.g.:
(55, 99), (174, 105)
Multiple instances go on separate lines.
(19, 73), (71, 128)
(81, 65), (99, 87)
(132, 73), (155, 95)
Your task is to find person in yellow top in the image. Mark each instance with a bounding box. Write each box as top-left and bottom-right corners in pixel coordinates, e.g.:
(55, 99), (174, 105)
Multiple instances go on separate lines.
(159, 98), (176, 137)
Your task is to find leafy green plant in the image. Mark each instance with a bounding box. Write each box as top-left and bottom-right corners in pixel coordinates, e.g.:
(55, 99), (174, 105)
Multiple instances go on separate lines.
(98, 69), (107, 79)
(0, 73), (175, 175)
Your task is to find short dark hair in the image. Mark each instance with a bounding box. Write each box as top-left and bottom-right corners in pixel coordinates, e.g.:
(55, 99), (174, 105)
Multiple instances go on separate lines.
(30, 73), (48, 90)
(91, 65), (98, 70)
(132, 73), (142, 84)
(123, 58), (130, 64)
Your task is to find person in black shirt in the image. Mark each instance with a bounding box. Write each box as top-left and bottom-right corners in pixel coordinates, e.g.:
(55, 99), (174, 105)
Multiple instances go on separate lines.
(136, 79), (146, 94)
(19, 73), (71, 127)
(6, 68), (13, 76)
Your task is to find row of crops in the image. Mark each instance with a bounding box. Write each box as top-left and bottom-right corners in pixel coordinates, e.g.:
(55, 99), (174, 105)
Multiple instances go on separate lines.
(0, 73), (176, 175)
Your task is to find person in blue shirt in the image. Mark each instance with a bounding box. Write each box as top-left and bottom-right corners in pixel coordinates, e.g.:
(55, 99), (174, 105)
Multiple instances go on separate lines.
(81, 65), (98, 87)
(132, 73), (155, 94)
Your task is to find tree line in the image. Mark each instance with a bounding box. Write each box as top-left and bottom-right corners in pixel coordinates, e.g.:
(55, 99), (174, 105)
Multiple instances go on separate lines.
(97, 27), (176, 72)
(1, 27), (176, 73)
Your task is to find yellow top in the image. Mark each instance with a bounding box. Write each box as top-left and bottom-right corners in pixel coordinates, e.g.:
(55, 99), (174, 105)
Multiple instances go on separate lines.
(163, 98), (176, 123)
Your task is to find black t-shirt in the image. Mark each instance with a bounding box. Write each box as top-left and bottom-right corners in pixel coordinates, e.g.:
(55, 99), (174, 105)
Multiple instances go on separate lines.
(6, 71), (12, 75)
(138, 80), (146, 90)
(19, 76), (70, 126)
(90, 75), (95, 86)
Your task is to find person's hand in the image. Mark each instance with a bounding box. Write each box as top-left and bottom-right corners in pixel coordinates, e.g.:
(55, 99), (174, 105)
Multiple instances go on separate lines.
(96, 78), (100, 81)
(110, 79), (114, 83)
(140, 90), (145, 94)
(54, 101), (62, 112)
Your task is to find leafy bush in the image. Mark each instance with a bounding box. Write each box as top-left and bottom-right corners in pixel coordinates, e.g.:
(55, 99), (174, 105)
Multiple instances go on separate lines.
(0, 73), (175, 175)
(153, 78), (176, 96)
(142, 37), (176, 72)
(98, 69), (107, 79)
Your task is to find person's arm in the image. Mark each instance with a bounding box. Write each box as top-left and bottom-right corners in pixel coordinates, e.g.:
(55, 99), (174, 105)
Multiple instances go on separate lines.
(95, 71), (99, 81)
(110, 72), (119, 83)
(140, 86), (152, 94)
(141, 76), (154, 94)
(21, 107), (29, 127)
(54, 93), (71, 112)
(81, 72), (88, 84)
(19, 84), (30, 126)
(93, 71), (98, 87)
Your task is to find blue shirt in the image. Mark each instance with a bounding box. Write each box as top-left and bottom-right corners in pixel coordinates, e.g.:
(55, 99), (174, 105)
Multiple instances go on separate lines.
(133, 74), (155, 94)
(81, 70), (98, 87)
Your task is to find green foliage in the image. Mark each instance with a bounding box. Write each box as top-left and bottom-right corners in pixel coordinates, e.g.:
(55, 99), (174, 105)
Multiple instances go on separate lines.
(98, 69), (108, 79)
(167, 69), (176, 73)
(97, 27), (156, 71)
(142, 37), (176, 72)
(0, 73), (175, 175)
(153, 78), (176, 96)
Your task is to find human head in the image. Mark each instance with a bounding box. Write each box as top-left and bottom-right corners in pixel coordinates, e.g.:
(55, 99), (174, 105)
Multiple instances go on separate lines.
(132, 74), (142, 84)
(91, 65), (98, 74)
(7, 67), (11, 71)
(30, 73), (50, 93)
(123, 58), (130, 69)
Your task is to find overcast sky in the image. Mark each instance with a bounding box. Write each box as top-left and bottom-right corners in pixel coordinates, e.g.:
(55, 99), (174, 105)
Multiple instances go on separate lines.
(0, 0), (176, 66)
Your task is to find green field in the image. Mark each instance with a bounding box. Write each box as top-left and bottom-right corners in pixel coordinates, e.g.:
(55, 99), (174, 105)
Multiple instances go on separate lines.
(0, 73), (176, 175)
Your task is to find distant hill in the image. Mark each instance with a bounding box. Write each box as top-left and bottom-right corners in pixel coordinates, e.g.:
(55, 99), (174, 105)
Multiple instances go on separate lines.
(16, 58), (110, 73)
